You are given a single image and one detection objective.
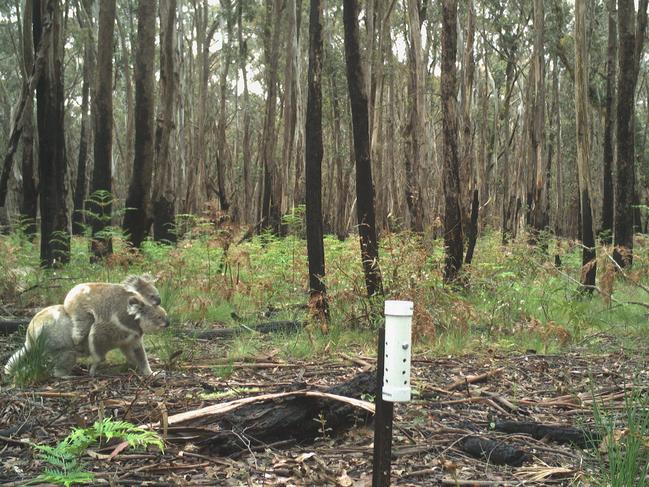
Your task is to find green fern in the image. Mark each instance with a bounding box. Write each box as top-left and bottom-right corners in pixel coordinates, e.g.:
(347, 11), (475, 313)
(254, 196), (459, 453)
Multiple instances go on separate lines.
(32, 418), (164, 486)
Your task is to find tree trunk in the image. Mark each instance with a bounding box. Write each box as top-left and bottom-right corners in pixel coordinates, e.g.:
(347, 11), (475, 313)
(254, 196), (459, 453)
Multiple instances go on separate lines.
(441, 0), (463, 282)
(123, 0), (156, 248)
(237, 2), (252, 223)
(404, 0), (425, 232)
(35, 0), (70, 266)
(0, 0), (52, 214)
(72, 0), (94, 236)
(614, 0), (636, 266)
(305, 0), (327, 323)
(259, 0), (283, 233)
(281, 0), (299, 215)
(601, 0), (616, 243)
(530, 0), (548, 240)
(553, 56), (563, 239)
(460, 0), (477, 263)
(575, 0), (596, 291)
(20, 0), (37, 237)
(152, 0), (177, 243)
(89, 0), (115, 260)
(343, 0), (383, 297)
(116, 14), (135, 205)
(214, 0), (234, 214)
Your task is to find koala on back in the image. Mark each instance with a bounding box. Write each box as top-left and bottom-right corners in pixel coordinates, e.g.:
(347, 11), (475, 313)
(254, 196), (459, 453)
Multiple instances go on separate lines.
(63, 274), (160, 347)
(87, 293), (169, 376)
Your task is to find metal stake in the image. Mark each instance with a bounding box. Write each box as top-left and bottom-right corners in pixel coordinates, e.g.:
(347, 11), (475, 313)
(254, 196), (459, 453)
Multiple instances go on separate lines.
(372, 327), (394, 487)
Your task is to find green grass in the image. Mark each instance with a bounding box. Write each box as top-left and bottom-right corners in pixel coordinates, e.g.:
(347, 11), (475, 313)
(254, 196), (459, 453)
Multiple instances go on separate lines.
(5, 331), (52, 386)
(592, 388), (649, 486)
(1, 222), (648, 366)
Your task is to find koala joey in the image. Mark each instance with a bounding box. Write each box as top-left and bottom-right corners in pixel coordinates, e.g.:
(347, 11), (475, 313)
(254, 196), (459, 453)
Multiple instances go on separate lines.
(4, 305), (81, 378)
(4, 297), (169, 378)
(63, 274), (161, 347)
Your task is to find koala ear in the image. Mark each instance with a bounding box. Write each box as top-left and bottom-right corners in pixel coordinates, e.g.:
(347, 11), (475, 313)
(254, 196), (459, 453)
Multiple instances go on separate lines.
(127, 295), (145, 316)
(122, 275), (139, 292)
(141, 273), (158, 283)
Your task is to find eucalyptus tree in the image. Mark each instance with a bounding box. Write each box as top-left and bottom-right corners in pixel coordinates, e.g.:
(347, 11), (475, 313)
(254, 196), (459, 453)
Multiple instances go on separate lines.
(574, 0), (597, 290)
(343, 0), (383, 297)
(441, 0), (463, 282)
(305, 0), (328, 322)
(152, 0), (178, 243)
(35, 0), (70, 266)
(123, 0), (156, 248)
(601, 0), (616, 244)
(72, 0), (95, 236)
(89, 0), (116, 259)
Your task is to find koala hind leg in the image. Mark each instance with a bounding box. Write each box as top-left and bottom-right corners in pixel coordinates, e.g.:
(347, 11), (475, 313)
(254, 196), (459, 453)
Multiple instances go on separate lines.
(120, 339), (153, 376)
(53, 351), (77, 378)
(71, 311), (95, 346)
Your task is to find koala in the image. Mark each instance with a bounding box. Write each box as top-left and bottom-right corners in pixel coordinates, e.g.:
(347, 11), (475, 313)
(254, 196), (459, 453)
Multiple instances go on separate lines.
(63, 274), (161, 347)
(4, 305), (82, 378)
(4, 297), (169, 379)
(85, 294), (170, 376)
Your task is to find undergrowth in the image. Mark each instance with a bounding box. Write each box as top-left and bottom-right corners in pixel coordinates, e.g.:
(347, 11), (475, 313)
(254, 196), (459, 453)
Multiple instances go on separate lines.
(32, 417), (163, 486)
(0, 216), (647, 366)
(592, 387), (649, 486)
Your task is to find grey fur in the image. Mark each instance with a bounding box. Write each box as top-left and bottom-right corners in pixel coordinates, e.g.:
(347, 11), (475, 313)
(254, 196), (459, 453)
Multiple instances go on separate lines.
(4, 298), (169, 379)
(63, 275), (161, 347)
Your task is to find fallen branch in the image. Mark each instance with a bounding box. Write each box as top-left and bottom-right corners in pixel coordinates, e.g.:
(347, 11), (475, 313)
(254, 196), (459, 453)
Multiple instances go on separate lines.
(447, 368), (504, 391)
(145, 371), (376, 454)
(148, 390), (374, 429)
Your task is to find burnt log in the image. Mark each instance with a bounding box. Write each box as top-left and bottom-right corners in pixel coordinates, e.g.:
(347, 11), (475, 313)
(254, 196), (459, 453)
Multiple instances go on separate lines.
(494, 420), (600, 448)
(169, 371), (375, 454)
(0, 319), (29, 335)
(459, 436), (528, 466)
(192, 321), (303, 340)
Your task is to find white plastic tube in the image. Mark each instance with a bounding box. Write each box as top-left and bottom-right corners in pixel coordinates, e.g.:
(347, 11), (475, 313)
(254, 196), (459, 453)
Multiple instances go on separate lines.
(382, 300), (414, 402)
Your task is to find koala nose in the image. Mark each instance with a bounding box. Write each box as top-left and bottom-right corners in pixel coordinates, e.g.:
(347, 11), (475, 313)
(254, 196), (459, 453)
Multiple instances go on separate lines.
(163, 317), (170, 328)
(153, 296), (161, 306)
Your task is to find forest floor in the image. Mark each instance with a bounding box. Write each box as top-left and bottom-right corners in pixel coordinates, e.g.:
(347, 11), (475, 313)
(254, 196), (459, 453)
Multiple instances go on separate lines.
(1, 227), (649, 485)
(1, 328), (646, 486)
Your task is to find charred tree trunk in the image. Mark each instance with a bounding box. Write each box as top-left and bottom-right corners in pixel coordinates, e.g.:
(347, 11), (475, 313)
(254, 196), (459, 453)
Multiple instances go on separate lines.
(343, 0), (383, 297)
(89, 0), (115, 260)
(575, 0), (596, 291)
(152, 0), (178, 243)
(305, 0), (327, 323)
(35, 0), (70, 267)
(72, 0), (95, 236)
(123, 0), (156, 248)
(441, 0), (463, 282)
(20, 0), (37, 237)
(601, 0), (616, 244)
(614, 0), (638, 266)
